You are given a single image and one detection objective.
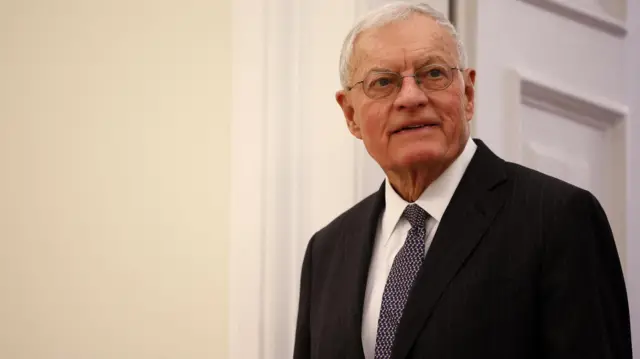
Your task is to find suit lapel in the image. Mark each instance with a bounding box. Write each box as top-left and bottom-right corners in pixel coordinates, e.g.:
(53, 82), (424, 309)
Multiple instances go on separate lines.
(339, 183), (386, 359)
(391, 140), (509, 359)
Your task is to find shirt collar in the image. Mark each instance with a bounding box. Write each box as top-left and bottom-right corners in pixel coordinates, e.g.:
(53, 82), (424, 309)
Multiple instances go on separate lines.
(380, 137), (478, 245)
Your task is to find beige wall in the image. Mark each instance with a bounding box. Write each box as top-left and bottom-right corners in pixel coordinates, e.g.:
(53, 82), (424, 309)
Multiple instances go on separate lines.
(0, 1), (230, 358)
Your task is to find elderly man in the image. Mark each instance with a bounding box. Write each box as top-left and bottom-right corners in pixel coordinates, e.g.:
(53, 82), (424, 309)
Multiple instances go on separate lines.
(293, 2), (631, 359)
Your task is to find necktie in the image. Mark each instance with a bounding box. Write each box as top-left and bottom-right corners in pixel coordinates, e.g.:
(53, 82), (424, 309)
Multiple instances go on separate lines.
(374, 204), (428, 359)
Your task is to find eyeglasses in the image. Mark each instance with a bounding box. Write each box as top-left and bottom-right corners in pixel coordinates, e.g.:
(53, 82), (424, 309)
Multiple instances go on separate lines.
(346, 64), (462, 99)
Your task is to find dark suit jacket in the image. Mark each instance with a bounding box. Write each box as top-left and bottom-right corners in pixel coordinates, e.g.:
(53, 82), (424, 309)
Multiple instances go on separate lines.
(293, 139), (631, 359)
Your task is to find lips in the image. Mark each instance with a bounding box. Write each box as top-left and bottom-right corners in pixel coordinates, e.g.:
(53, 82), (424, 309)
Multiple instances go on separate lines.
(393, 123), (438, 134)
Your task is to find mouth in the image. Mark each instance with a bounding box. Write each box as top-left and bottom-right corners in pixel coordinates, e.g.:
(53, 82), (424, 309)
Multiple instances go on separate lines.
(393, 124), (438, 134)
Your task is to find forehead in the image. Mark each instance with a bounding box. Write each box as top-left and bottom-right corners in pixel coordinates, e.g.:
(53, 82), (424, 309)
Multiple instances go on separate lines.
(351, 14), (458, 76)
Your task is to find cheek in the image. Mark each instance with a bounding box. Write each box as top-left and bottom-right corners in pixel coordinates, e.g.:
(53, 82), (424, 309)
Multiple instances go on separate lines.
(358, 103), (390, 139)
(430, 92), (465, 131)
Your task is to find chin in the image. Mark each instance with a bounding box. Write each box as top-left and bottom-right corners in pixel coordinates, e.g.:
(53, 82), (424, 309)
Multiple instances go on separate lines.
(392, 145), (448, 170)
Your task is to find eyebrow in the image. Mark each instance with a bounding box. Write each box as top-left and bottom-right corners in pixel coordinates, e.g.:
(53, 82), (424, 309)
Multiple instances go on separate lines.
(364, 55), (452, 75)
(368, 67), (396, 73)
(415, 55), (450, 68)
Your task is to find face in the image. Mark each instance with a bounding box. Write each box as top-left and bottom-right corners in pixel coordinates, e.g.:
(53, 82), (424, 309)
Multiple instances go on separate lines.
(336, 14), (476, 174)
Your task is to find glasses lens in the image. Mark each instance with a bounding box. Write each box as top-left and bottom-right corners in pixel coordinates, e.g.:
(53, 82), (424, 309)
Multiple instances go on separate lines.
(363, 72), (399, 99)
(415, 64), (453, 91)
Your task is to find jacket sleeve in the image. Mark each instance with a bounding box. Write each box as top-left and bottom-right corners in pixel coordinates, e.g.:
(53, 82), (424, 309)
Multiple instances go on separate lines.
(539, 189), (631, 359)
(293, 235), (315, 359)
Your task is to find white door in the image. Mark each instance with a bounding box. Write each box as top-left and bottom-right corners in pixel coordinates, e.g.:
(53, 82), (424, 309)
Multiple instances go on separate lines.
(455, 0), (639, 346)
(456, 0), (630, 263)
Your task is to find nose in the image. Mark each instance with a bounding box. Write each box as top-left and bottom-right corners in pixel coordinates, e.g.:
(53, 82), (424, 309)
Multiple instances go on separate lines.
(394, 76), (428, 110)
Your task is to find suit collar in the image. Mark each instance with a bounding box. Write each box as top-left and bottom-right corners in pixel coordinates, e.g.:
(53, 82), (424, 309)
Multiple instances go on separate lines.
(391, 138), (509, 359)
(339, 183), (386, 359)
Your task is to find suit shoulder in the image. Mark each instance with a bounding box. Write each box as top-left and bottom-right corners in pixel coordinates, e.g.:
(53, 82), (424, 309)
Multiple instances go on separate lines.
(307, 190), (381, 249)
(316, 190), (380, 238)
(502, 161), (611, 230)
(504, 161), (592, 201)
(500, 161), (614, 255)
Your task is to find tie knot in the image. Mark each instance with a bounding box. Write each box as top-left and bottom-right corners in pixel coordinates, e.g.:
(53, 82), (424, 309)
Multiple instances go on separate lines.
(403, 204), (427, 228)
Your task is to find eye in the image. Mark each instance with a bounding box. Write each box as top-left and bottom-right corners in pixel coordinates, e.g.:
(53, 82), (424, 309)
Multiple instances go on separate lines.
(370, 76), (394, 88)
(416, 65), (451, 86)
(427, 68), (443, 78)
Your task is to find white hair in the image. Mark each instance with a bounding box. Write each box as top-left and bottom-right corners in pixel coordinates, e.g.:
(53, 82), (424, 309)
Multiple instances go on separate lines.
(338, 1), (467, 88)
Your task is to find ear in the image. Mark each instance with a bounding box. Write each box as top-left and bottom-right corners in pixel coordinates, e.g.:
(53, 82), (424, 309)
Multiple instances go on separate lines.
(336, 90), (362, 139)
(462, 68), (476, 122)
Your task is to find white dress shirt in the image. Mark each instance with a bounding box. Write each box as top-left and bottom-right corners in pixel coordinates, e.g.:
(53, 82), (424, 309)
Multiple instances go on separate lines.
(361, 138), (478, 359)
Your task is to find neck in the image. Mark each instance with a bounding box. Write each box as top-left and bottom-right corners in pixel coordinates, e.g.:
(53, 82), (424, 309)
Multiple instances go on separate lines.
(387, 163), (447, 202)
(387, 138), (469, 202)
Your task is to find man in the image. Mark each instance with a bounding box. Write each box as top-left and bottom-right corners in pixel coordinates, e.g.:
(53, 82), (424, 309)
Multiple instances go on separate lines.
(293, 2), (631, 359)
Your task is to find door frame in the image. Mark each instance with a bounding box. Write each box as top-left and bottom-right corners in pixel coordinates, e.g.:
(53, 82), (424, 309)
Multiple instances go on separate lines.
(228, 0), (369, 358)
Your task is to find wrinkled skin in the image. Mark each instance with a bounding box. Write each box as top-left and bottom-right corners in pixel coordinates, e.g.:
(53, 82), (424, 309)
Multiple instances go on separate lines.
(336, 14), (476, 202)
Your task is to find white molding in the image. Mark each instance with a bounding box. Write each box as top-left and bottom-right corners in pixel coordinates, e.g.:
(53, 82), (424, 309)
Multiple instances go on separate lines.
(229, 0), (268, 357)
(517, 69), (628, 130)
(261, 0), (304, 357)
(519, 0), (627, 37)
(505, 67), (628, 163)
(229, 0), (305, 357)
(230, 0), (360, 358)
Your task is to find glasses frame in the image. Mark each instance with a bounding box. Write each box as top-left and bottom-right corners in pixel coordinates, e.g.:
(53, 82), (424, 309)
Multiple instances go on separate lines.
(346, 65), (463, 99)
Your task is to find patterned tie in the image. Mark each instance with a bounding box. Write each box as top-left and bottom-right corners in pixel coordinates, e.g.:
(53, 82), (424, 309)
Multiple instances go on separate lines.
(374, 204), (428, 359)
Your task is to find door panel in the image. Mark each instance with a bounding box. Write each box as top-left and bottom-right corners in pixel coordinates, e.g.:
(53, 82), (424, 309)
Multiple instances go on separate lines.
(467, 0), (629, 263)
